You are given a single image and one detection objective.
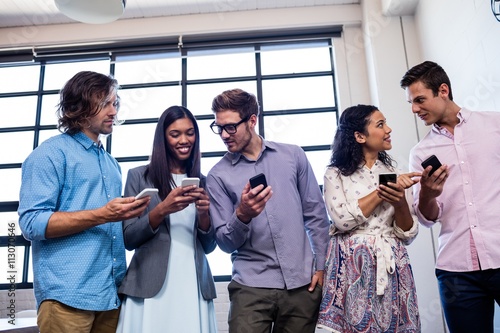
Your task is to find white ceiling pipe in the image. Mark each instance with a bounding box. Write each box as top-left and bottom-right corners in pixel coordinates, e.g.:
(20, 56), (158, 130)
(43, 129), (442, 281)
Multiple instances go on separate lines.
(381, 0), (419, 16)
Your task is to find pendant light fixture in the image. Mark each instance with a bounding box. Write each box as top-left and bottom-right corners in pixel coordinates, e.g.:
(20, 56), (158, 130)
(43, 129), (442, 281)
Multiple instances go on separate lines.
(54, 0), (126, 24)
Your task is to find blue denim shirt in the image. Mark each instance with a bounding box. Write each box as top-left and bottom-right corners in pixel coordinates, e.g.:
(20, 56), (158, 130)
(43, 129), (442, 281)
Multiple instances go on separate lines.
(18, 132), (126, 310)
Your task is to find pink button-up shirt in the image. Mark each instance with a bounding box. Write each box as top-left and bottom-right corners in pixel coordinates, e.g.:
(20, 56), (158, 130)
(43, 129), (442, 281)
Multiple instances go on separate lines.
(409, 108), (500, 272)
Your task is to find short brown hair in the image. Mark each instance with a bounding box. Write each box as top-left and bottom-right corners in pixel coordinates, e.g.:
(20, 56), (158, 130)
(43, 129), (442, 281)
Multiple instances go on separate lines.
(211, 88), (260, 119)
(400, 61), (453, 101)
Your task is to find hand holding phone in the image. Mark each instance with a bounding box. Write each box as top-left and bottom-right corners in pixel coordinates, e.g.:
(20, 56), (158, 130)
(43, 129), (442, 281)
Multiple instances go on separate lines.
(249, 173), (267, 192)
(421, 155), (442, 176)
(135, 188), (158, 200)
(181, 177), (200, 188)
(379, 173), (397, 186)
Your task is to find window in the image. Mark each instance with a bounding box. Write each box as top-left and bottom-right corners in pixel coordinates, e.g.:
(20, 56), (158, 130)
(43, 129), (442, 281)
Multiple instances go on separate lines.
(0, 29), (340, 289)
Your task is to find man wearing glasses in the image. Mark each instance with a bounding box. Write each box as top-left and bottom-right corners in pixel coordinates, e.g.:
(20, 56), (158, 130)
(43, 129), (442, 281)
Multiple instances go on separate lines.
(206, 88), (330, 333)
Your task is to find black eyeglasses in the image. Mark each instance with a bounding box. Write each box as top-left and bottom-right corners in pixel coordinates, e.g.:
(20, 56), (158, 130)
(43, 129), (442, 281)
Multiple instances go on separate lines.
(210, 115), (250, 135)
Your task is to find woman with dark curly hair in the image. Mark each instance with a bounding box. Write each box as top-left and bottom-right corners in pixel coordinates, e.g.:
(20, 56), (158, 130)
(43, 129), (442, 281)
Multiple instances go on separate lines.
(317, 104), (422, 333)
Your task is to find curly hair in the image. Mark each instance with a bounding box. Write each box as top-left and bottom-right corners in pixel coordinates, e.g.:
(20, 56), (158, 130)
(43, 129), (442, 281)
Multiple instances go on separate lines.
(328, 104), (395, 176)
(145, 106), (201, 200)
(57, 71), (119, 134)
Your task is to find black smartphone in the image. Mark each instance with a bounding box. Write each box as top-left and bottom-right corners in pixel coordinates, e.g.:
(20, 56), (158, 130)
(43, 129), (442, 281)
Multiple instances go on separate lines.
(379, 173), (397, 186)
(249, 173), (267, 191)
(421, 155), (442, 176)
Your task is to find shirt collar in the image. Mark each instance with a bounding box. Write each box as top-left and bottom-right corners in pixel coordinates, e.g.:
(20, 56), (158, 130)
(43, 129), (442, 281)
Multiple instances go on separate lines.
(457, 107), (471, 123)
(431, 107), (470, 134)
(228, 136), (277, 165)
(71, 131), (103, 150)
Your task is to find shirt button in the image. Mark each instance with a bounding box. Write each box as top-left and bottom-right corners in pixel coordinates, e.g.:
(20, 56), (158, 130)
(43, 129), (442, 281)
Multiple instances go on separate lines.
(113, 258), (116, 262)
(113, 236), (116, 239)
(461, 161), (464, 164)
(465, 181), (469, 185)
(468, 202), (473, 206)
(108, 195), (111, 198)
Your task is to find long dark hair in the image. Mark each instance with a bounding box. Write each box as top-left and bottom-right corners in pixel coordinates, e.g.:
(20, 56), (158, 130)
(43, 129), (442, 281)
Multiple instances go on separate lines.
(145, 106), (201, 199)
(328, 104), (394, 176)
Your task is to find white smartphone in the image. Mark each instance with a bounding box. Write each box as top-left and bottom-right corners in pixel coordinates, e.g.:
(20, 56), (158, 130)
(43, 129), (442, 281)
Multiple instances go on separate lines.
(135, 188), (158, 199)
(181, 177), (200, 188)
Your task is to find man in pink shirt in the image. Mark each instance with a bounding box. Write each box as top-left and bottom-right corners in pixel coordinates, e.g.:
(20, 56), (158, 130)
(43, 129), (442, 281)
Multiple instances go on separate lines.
(401, 61), (500, 333)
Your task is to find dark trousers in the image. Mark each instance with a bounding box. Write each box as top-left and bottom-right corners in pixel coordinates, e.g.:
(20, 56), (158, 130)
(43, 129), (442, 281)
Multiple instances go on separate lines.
(227, 280), (322, 333)
(436, 268), (500, 333)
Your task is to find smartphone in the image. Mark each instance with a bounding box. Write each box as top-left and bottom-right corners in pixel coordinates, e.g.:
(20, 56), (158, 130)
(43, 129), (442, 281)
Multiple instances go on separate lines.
(135, 188), (158, 199)
(379, 173), (397, 186)
(249, 173), (267, 190)
(181, 177), (200, 188)
(421, 155), (442, 176)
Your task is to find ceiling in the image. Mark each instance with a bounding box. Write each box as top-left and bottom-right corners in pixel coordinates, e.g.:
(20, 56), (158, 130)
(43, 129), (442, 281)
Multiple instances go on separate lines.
(0, 0), (359, 29)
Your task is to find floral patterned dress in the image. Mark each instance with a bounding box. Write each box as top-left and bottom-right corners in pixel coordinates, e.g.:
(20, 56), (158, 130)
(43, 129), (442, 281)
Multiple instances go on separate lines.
(317, 162), (421, 333)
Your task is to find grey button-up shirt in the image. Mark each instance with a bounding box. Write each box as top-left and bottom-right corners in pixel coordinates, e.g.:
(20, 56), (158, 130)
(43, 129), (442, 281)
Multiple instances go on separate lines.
(207, 138), (330, 290)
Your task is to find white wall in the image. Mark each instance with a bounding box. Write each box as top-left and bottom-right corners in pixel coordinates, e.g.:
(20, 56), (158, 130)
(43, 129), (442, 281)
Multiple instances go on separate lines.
(415, 0), (500, 113)
(2, 1), (499, 332)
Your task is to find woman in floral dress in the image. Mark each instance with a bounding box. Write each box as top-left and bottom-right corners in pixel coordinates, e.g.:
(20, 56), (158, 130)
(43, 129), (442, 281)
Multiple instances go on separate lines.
(317, 104), (421, 333)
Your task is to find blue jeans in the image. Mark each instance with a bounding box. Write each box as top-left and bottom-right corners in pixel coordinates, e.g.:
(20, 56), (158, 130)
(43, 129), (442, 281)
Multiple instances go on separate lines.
(436, 268), (500, 333)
